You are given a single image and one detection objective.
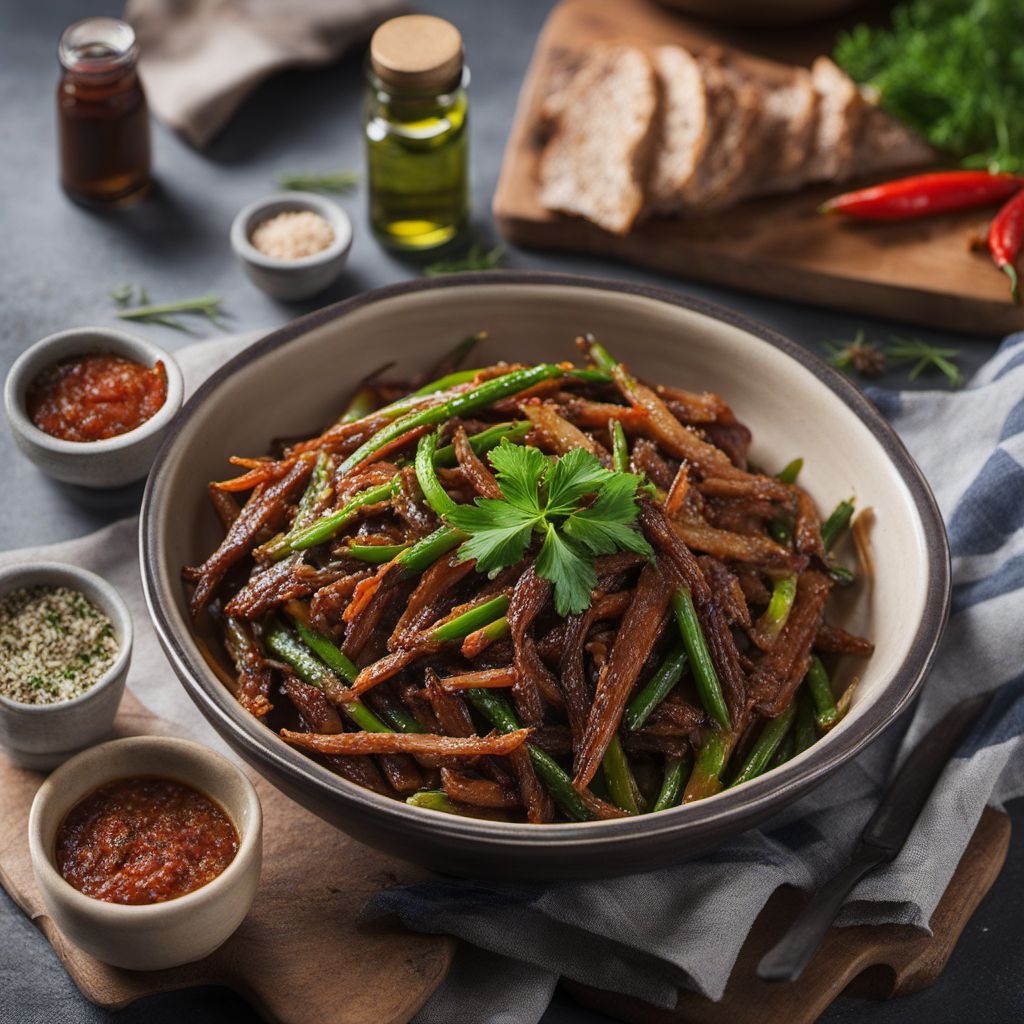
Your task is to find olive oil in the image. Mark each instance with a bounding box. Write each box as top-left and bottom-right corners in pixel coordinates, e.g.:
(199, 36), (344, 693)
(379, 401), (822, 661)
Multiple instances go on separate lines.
(364, 16), (469, 251)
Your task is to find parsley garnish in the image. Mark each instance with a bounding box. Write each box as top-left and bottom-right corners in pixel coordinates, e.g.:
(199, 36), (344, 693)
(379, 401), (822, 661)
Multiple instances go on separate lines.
(446, 444), (653, 616)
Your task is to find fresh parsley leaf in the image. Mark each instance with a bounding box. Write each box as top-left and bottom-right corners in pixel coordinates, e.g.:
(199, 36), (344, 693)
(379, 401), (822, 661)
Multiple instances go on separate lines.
(447, 499), (538, 571)
(563, 474), (654, 558)
(444, 442), (652, 616)
(545, 448), (614, 515)
(536, 523), (597, 616)
(487, 441), (548, 513)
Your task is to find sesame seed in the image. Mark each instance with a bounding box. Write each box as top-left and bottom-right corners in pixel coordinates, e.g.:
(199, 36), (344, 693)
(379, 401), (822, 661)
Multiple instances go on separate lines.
(0, 585), (119, 705)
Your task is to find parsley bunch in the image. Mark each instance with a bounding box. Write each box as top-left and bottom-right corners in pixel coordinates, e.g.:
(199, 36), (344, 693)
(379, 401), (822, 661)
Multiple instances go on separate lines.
(446, 444), (653, 616)
(834, 0), (1024, 172)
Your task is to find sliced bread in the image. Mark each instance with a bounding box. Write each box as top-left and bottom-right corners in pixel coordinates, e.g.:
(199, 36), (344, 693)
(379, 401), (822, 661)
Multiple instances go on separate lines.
(646, 45), (711, 213)
(805, 56), (864, 183)
(538, 43), (659, 235)
(851, 105), (936, 178)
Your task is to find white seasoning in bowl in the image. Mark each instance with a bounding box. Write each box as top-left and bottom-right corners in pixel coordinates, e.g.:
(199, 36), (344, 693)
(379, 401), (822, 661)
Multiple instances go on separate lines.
(0, 585), (118, 705)
(250, 210), (335, 260)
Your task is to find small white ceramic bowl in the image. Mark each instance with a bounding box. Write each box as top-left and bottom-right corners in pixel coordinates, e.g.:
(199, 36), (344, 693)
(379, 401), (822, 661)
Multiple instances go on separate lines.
(0, 562), (132, 770)
(29, 735), (262, 970)
(230, 192), (354, 301)
(4, 327), (183, 488)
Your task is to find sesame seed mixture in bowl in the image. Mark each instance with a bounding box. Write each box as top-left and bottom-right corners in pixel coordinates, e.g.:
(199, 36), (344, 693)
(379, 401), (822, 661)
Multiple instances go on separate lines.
(0, 585), (119, 705)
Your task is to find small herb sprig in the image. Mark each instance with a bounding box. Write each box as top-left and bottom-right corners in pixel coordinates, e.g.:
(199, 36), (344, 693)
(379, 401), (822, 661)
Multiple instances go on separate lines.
(824, 329), (964, 388)
(111, 284), (227, 332)
(277, 171), (359, 193)
(424, 244), (506, 277)
(446, 443), (653, 615)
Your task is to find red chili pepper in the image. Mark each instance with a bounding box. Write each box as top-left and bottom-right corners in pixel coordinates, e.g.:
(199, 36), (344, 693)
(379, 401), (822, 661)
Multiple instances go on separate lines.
(820, 171), (1022, 221)
(988, 189), (1024, 304)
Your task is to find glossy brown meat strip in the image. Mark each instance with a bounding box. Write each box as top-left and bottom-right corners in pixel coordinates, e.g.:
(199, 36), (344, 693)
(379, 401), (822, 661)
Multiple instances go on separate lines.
(631, 438), (677, 490)
(224, 616), (274, 718)
(341, 562), (407, 659)
(735, 566), (771, 605)
(440, 769), (521, 809)
(697, 556), (751, 627)
(392, 465), (438, 538)
(283, 676), (391, 796)
(701, 421), (752, 468)
(573, 562), (674, 789)
(653, 384), (733, 424)
(212, 459), (292, 493)
(672, 515), (807, 571)
(349, 648), (421, 697)
(815, 623), (874, 657)
(309, 570), (372, 634)
(425, 671), (478, 737)
(622, 732), (690, 758)
(508, 745), (553, 823)
(642, 699), (704, 735)
(521, 400), (605, 459)
(576, 786), (630, 820)
(664, 463), (691, 518)
(453, 426), (502, 498)
(639, 502), (748, 728)
(749, 571), (831, 717)
(697, 476), (793, 504)
(507, 566), (554, 725)
(188, 453), (316, 618)
(613, 367), (745, 480)
(289, 407), (424, 457)
(438, 666), (517, 690)
(561, 398), (650, 431)
(793, 490), (825, 557)
(390, 554), (476, 648)
(208, 484), (241, 530)
(280, 727), (532, 756)
(224, 555), (318, 619)
(528, 723), (573, 757)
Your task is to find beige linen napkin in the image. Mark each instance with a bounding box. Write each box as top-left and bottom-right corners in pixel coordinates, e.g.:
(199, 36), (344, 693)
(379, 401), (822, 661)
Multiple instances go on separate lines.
(0, 331), (258, 748)
(125, 0), (404, 147)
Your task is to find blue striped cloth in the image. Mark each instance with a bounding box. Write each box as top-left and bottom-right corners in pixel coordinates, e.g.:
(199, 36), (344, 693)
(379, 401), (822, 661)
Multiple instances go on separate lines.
(366, 333), (1024, 1024)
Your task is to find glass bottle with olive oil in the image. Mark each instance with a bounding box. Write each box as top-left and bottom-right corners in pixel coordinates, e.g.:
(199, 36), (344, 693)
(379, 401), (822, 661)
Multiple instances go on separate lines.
(364, 15), (469, 250)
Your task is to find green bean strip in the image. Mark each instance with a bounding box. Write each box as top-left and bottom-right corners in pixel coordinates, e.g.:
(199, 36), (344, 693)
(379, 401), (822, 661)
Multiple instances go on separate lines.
(337, 363), (591, 479)
(263, 621), (389, 734)
(672, 588), (731, 730)
(683, 728), (732, 802)
(776, 458), (804, 485)
(429, 595), (510, 643)
(346, 543), (411, 564)
(464, 615), (510, 650)
(768, 729), (796, 770)
(793, 688), (818, 754)
(586, 338), (618, 373)
(394, 525), (465, 575)
(805, 655), (840, 731)
(610, 419), (629, 473)
(415, 431), (458, 517)
(406, 790), (461, 813)
(338, 386), (377, 424)
(652, 755), (691, 812)
(761, 575), (798, 639)
(729, 704), (798, 788)
(410, 332), (488, 395)
(286, 480), (397, 553)
(465, 689), (592, 822)
(602, 735), (645, 814)
(286, 614), (423, 733)
(433, 421), (531, 468)
(410, 368), (481, 396)
(821, 498), (855, 550)
(623, 642), (688, 731)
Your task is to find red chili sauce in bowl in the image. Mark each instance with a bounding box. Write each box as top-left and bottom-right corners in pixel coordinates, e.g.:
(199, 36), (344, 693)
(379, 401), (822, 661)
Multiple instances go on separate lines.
(26, 353), (167, 442)
(54, 777), (239, 905)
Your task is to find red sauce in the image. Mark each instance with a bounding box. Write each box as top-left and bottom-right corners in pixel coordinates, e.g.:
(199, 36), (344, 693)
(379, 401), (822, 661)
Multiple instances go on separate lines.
(27, 353), (167, 442)
(55, 776), (239, 905)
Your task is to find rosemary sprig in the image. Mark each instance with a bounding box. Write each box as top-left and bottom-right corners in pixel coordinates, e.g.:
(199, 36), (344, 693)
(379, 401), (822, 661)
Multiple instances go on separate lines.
(110, 284), (227, 332)
(824, 329), (965, 389)
(277, 171), (359, 193)
(424, 244), (506, 277)
(886, 336), (965, 389)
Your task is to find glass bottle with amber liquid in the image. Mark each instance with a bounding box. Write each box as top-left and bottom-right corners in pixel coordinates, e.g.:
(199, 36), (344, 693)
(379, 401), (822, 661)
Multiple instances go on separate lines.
(57, 17), (151, 205)
(364, 15), (469, 250)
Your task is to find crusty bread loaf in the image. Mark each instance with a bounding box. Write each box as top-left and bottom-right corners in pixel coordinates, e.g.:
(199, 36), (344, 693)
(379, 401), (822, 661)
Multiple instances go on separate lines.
(851, 105), (935, 178)
(538, 44), (659, 235)
(646, 46), (711, 212)
(805, 56), (864, 183)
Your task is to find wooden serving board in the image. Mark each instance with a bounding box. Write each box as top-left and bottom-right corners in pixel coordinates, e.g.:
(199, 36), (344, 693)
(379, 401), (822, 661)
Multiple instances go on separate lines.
(0, 691), (453, 1024)
(493, 0), (1024, 336)
(565, 807), (1011, 1024)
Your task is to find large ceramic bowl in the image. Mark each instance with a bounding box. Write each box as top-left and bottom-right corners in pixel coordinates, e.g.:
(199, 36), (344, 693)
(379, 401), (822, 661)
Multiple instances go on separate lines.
(141, 274), (949, 879)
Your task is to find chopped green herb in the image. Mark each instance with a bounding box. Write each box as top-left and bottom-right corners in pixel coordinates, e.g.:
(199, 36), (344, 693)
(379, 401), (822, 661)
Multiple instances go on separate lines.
(277, 171), (359, 193)
(886, 336), (965, 388)
(111, 285), (227, 332)
(424, 244), (506, 277)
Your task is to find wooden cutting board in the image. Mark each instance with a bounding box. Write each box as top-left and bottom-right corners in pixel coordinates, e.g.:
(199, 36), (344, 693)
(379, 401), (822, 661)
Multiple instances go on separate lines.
(565, 807), (1011, 1023)
(493, 0), (1024, 336)
(0, 691), (453, 1023)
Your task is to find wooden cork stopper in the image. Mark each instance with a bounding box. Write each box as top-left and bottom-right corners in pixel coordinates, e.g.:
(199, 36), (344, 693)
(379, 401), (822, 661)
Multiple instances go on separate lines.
(370, 15), (464, 93)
